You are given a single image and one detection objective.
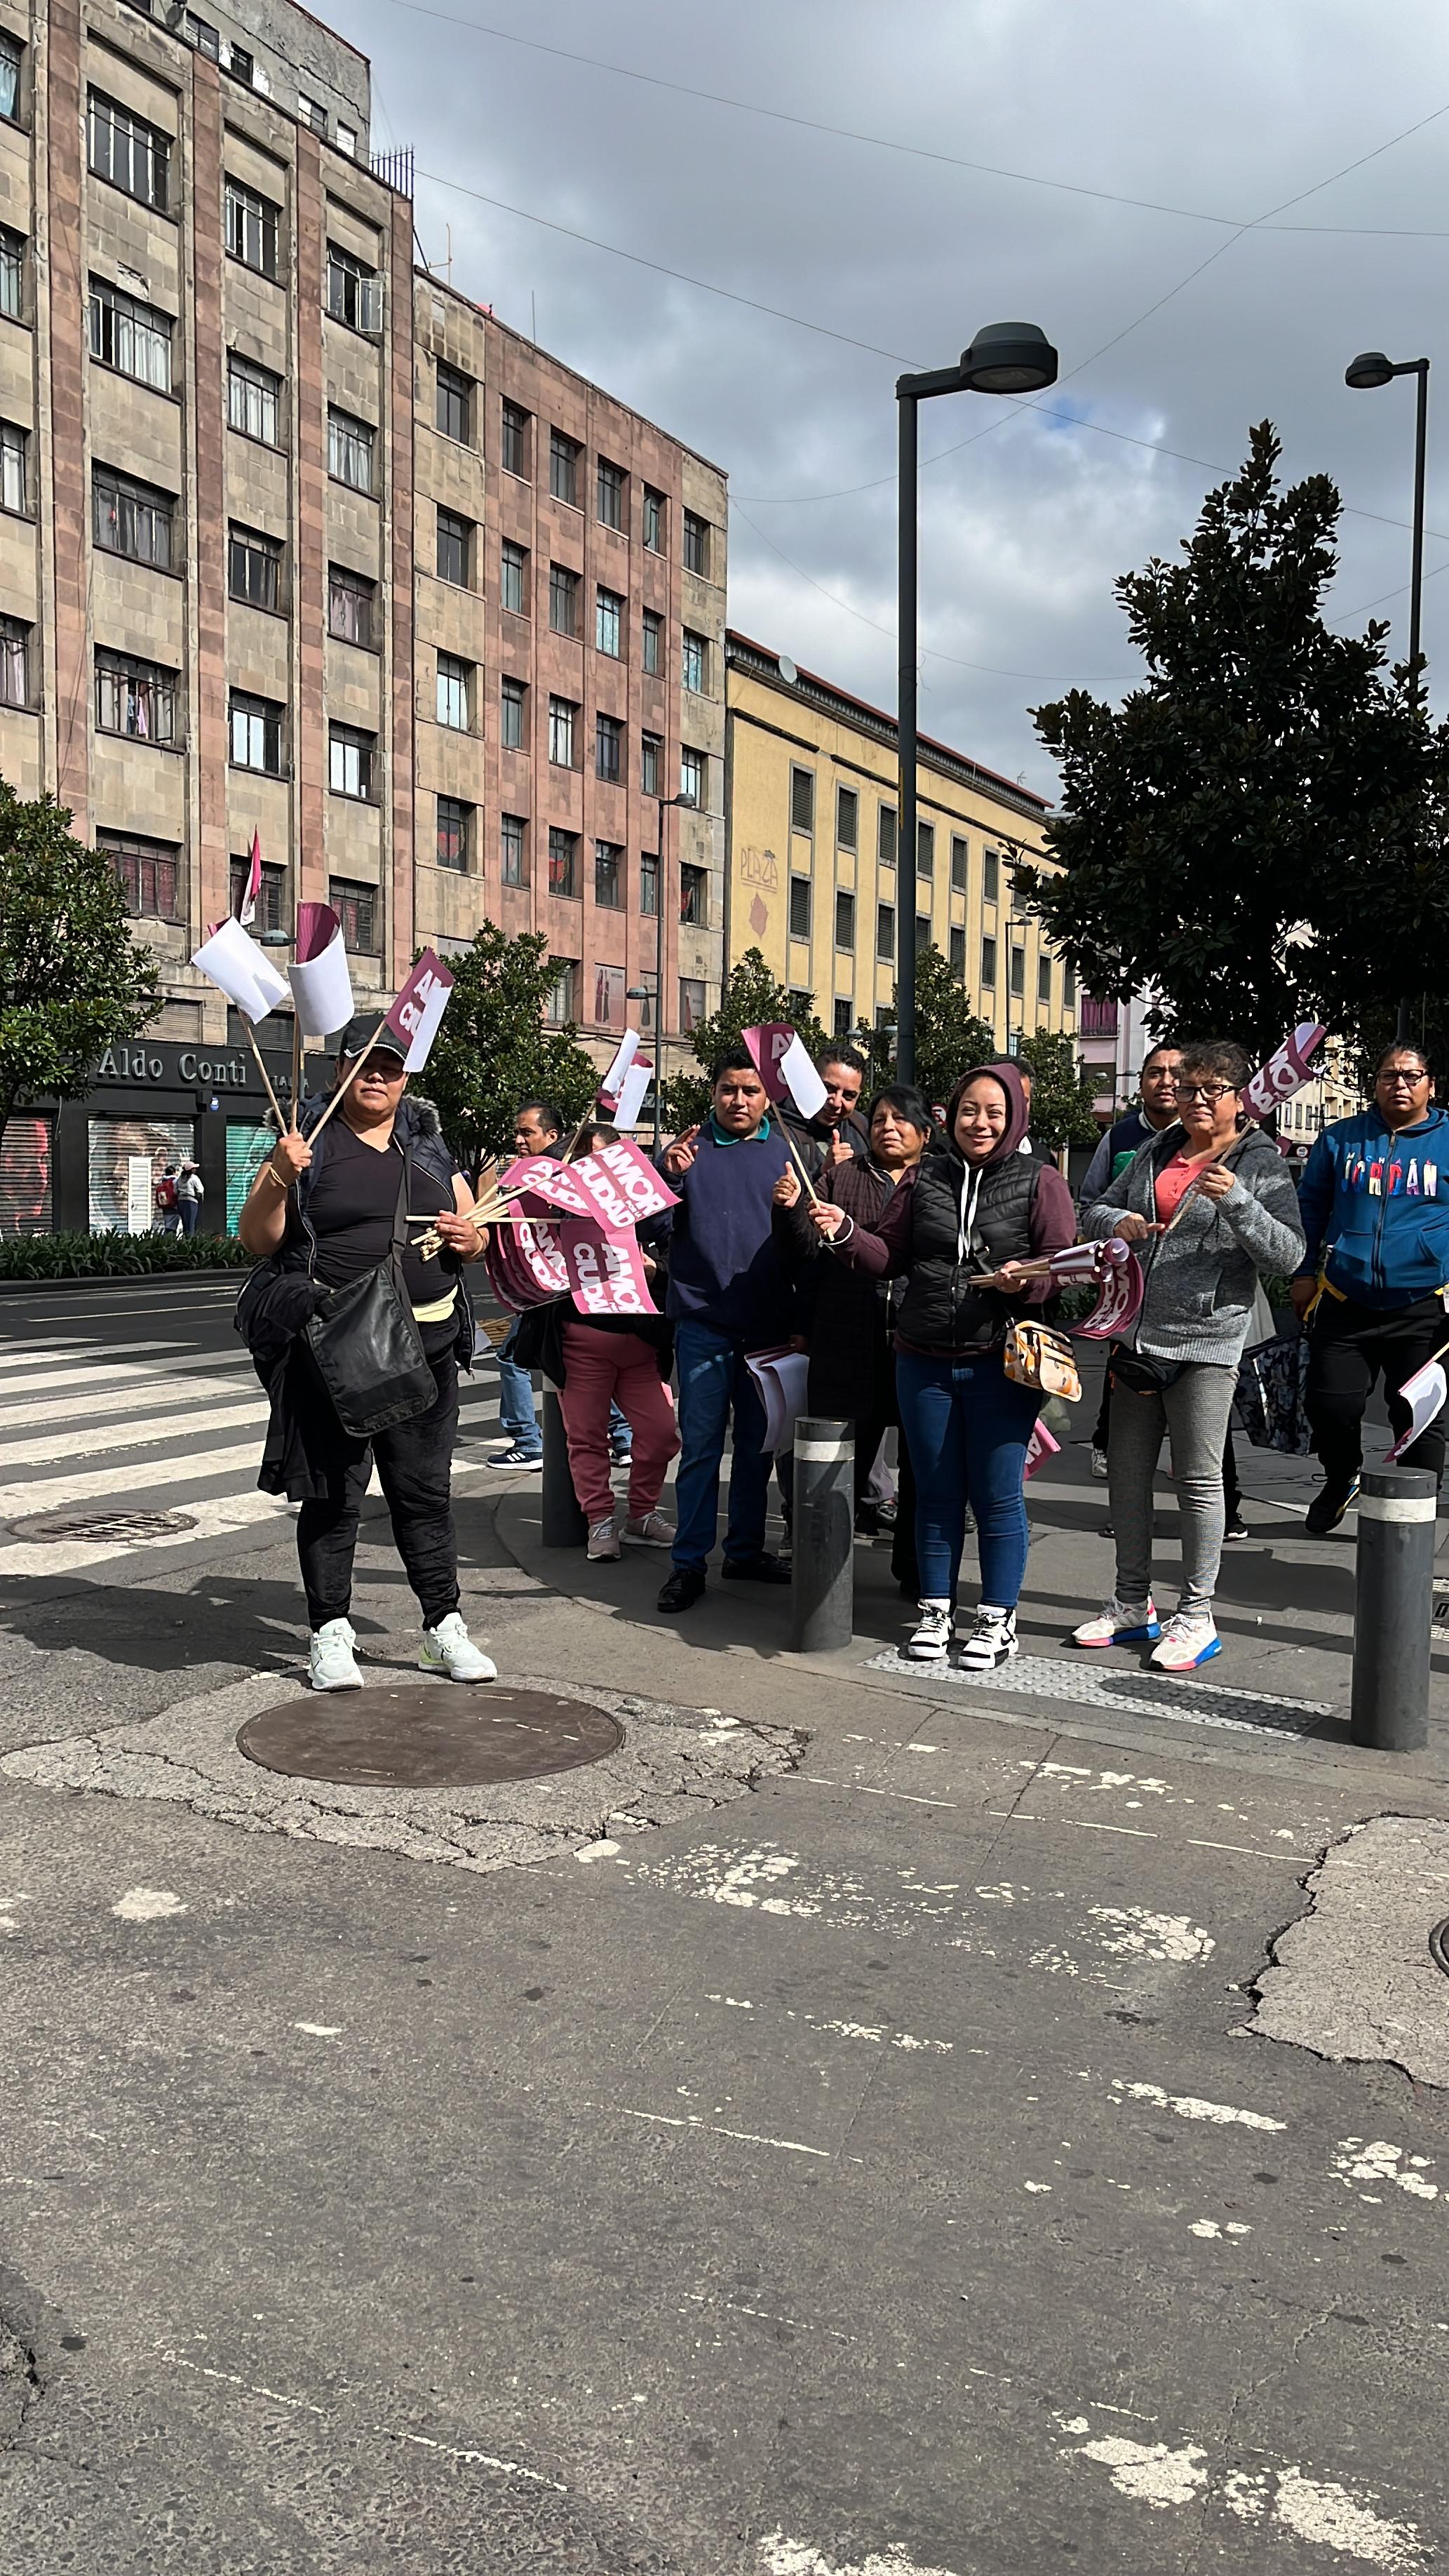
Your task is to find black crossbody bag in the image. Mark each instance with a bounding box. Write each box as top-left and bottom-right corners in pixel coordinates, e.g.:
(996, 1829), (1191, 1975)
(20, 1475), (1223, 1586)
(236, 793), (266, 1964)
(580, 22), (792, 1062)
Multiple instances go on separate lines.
(302, 1148), (438, 1437)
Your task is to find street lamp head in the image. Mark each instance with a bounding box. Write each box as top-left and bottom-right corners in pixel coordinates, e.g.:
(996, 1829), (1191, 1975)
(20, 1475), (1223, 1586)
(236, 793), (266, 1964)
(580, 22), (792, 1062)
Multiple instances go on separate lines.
(959, 321), (1058, 396)
(1346, 351), (1397, 391)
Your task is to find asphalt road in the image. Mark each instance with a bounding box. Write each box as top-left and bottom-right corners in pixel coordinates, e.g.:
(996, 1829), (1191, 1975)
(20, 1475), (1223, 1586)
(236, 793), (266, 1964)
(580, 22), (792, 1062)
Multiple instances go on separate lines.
(1, 1280), (1448, 2574)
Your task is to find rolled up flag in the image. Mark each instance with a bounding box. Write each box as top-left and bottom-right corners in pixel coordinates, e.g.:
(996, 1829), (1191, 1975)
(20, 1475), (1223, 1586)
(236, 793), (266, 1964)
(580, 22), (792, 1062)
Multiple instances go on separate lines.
(191, 915), (288, 1022)
(595, 1027), (640, 1115)
(1241, 1021), (1327, 1122)
(611, 1056), (653, 1131)
(288, 902), (354, 1039)
(236, 827), (263, 929)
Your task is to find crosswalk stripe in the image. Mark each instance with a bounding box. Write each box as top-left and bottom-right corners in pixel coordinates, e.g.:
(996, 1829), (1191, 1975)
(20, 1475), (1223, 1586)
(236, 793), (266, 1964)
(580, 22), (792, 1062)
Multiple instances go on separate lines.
(0, 1440), (280, 1515)
(0, 1339), (206, 1374)
(0, 1399), (274, 1470)
(0, 1350), (255, 1403)
(0, 1489), (294, 1577)
(5, 1369), (260, 1428)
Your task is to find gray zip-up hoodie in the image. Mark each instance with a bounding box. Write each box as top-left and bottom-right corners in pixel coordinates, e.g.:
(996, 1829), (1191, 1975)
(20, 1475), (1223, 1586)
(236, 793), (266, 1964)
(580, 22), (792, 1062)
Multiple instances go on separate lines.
(1082, 1121), (1306, 1364)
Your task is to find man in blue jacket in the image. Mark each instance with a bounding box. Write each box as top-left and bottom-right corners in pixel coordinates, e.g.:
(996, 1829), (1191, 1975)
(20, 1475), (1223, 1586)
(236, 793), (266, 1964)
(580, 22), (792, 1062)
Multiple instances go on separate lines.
(1291, 1041), (1449, 1531)
(654, 1047), (796, 1612)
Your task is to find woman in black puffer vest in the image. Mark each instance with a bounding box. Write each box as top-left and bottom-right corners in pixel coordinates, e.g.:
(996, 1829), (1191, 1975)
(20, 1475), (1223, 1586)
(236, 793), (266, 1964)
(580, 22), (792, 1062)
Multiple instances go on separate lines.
(810, 1060), (1076, 1669)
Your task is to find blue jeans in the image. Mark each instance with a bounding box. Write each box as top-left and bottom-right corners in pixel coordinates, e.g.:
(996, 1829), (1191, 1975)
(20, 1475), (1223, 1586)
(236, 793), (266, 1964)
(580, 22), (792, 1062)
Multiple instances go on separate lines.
(896, 1348), (1044, 1609)
(672, 1320), (776, 1571)
(496, 1320), (541, 1456)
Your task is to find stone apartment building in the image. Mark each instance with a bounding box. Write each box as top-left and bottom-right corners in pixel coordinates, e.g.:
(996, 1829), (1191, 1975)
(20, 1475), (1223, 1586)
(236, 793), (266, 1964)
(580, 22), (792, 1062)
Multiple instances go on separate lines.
(0, 0), (727, 1235)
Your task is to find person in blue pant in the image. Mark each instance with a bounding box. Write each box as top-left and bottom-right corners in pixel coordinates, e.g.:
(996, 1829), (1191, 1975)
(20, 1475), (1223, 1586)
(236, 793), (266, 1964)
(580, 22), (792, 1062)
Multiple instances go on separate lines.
(485, 1097), (632, 1472)
(654, 1049), (797, 1612)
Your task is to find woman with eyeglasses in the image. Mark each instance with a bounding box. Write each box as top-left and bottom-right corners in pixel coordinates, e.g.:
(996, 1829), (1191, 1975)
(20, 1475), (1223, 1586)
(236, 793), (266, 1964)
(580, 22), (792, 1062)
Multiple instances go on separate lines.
(1074, 1039), (1305, 1671)
(1291, 1040), (1449, 1531)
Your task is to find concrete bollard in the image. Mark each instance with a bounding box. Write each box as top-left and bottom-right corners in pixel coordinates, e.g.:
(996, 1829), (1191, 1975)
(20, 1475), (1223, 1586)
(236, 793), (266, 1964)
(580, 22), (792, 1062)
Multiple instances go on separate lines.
(1350, 1465), (1437, 1752)
(789, 1416), (854, 1653)
(540, 1377), (586, 1547)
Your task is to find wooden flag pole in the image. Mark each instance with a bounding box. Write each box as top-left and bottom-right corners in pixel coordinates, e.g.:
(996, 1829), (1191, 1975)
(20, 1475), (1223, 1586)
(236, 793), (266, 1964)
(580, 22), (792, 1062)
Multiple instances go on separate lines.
(307, 1026), (386, 1140)
(289, 1014), (303, 1133)
(239, 1018), (287, 1132)
(783, 1126), (821, 1207)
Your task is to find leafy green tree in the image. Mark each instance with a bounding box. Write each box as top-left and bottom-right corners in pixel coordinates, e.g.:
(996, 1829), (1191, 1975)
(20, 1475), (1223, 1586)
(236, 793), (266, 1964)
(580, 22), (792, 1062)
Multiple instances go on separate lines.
(423, 923), (599, 1170)
(898, 944), (996, 1108)
(661, 946), (827, 1129)
(1015, 423), (1435, 1061)
(1016, 1028), (1101, 1151)
(0, 786), (156, 1139)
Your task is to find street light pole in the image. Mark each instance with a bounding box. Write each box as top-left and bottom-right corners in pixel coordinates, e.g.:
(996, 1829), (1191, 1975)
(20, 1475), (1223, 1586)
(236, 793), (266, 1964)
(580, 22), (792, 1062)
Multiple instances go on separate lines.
(1345, 349), (1431, 1041)
(894, 325), (1058, 1087)
(652, 791), (688, 1154)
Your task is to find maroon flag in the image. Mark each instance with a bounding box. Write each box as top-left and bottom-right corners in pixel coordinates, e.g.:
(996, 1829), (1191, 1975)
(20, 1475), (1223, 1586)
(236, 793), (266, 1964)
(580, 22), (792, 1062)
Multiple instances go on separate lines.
(560, 1221), (659, 1319)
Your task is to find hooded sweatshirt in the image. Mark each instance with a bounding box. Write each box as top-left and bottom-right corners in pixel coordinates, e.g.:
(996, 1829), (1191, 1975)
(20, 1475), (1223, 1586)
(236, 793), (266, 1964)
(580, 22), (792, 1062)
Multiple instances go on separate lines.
(828, 1061), (1077, 1355)
(1294, 1106), (1449, 1309)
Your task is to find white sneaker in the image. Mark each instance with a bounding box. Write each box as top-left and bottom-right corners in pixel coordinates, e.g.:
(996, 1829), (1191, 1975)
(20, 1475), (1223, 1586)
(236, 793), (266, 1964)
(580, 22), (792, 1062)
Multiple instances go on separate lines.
(586, 1517), (621, 1561)
(905, 1601), (952, 1661)
(957, 1604), (1018, 1671)
(309, 1618), (361, 1691)
(419, 1611), (497, 1683)
(1072, 1595), (1161, 1648)
(1090, 1447), (1110, 1481)
(622, 1512), (674, 1547)
(1150, 1611), (1221, 1672)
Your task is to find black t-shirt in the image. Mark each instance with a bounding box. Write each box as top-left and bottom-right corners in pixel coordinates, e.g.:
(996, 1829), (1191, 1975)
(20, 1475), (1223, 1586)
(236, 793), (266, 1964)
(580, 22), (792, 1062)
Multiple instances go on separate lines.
(306, 1120), (458, 1306)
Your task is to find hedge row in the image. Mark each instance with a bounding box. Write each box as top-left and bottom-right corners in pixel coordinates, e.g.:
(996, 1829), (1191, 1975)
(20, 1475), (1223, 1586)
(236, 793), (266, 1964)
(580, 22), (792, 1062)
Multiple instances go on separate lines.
(0, 1230), (250, 1280)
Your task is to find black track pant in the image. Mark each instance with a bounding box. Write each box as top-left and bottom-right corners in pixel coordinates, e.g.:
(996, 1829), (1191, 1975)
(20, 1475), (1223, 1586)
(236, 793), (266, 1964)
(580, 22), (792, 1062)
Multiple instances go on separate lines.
(1306, 1289), (1447, 1486)
(296, 1346), (461, 1630)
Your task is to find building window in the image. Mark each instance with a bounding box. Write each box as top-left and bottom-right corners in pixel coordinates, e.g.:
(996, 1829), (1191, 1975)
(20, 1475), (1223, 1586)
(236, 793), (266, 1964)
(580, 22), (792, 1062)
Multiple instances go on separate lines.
(917, 819), (935, 878)
(980, 934), (997, 986)
(680, 746), (705, 808)
(328, 563), (375, 646)
(501, 813), (527, 886)
(642, 609), (662, 676)
(101, 831), (180, 922)
(878, 804), (897, 868)
(297, 90), (326, 133)
(326, 242), (379, 334)
(788, 767), (814, 835)
(833, 998), (853, 1039)
(0, 612), (27, 706)
(0, 226), (22, 319)
(436, 796), (471, 873)
(93, 466), (173, 570)
(595, 841), (623, 908)
(949, 925), (966, 979)
(231, 690), (283, 774)
(983, 847), (999, 901)
(500, 676), (525, 750)
(643, 485), (665, 552)
(335, 121), (356, 156)
(596, 712), (623, 783)
(1010, 944), (1025, 998)
(0, 34), (20, 122)
(328, 409), (375, 493)
(185, 14), (220, 57)
(436, 360), (471, 441)
(680, 863), (708, 927)
(682, 629), (708, 694)
(228, 351), (281, 445)
(596, 456), (625, 528)
(436, 507), (471, 587)
(501, 399), (530, 477)
(680, 977), (706, 1033)
(227, 858), (284, 938)
(329, 723), (375, 799)
(436, 653), (471, 731)
(546, 960), (577, 1024)
(1037, 955), (1053, 1007)
(951, 834), (969, 892)
(501, 540), (527, 617)
(788, 987), (814, 1024)
(916, 913), (931, 958)
(88, 279), (171, 390)
(228, 523), (283, 612)
(229, 43), (254, 83)
(548, 696), (577, 767)
(595, 586), (622, 657)
(835, 890), (855, 951)
(548, 827), (579, 899)
(330, 878), (377, 953)
(0, 421), (25, 514)
(224, 176), (278, 276)
(548, 563), (579, 637)
(89, 91), (169, 210)
(641, 733), (661, 797)
(789, 876), (811, 940)
(836, 786), (858, 851)
(549, 428), (581, 507)
(682, 510), (710, 577)
(594, 963), (625, 1030)
(877, 904), (895, 962)
(640, 852), (659, 916)
(1063, 962), (1077, 1009)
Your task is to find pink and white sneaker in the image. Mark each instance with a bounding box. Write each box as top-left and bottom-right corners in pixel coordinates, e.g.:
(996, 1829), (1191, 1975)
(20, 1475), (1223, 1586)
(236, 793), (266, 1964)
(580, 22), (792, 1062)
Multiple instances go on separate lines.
(1150, 1611), (1222, 1672)
(1072, 1596), (1161, 1649)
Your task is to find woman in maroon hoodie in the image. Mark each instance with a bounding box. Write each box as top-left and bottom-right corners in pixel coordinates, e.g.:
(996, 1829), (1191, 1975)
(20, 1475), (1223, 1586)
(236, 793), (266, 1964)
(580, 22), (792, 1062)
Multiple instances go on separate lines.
(810, 1060), (1075, 1668)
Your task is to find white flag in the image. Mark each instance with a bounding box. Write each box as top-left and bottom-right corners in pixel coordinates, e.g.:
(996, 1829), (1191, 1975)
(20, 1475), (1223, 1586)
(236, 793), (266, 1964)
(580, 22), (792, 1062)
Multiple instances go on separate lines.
(288, 903), (353, 1039)
(597, 1027), (640, 1111)
(612, 1057), (653, 1130)
(778, 1032), (828, 1121)
(1386, 1357), (1448, 1463)
(191, 917), (288, 1022)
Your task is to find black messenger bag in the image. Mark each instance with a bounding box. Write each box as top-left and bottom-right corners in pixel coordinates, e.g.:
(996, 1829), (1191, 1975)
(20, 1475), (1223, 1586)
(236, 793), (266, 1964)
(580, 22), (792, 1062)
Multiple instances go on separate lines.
(302, 1151), (438, 1438)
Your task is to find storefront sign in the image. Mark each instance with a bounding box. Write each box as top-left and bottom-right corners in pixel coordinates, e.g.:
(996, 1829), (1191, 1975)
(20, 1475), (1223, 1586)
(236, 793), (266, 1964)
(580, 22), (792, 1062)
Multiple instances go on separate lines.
(93, 1041), (293, 1095)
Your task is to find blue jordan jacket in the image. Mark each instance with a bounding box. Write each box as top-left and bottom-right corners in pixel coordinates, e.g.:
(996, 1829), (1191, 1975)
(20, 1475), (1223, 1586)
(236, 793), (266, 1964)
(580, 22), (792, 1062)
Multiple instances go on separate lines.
(1295, 1106), (1449, 1308)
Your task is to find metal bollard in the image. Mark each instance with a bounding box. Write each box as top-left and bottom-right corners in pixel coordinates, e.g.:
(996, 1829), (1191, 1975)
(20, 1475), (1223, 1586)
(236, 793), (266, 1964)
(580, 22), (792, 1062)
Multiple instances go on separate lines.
(789, 1416), (854, 1653)
(1350, 1465), (1438, 1752)
(540, 1376), (586, 1547)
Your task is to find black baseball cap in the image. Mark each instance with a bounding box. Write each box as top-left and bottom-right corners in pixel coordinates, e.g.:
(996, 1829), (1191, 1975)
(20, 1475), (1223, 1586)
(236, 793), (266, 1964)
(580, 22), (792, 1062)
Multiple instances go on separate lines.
(336, 1012), (407, 1065)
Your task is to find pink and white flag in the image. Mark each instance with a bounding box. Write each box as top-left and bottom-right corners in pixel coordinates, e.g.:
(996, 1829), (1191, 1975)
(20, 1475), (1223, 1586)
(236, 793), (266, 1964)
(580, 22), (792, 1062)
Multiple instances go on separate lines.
(236, 829), (262, 929)
(1074, 1249), (1145, 1340)
(501, 1156), (598, 1220)
(1024, 1418), (1060, 1481)
(595, 1028), (640, 1114)
(1241, 1021), (1327, 1122)
(191, 916), (288, 1022)
(1386, 1355), (1448, 1463)
(743, 1022), (828, 1121)
(383, 948), (454, 1072)
(569, 1136), (678, 1228)
(560, 1221), (659, 1319)
(611, 1056), (653, 1131)
(288, 902), (354, 1038)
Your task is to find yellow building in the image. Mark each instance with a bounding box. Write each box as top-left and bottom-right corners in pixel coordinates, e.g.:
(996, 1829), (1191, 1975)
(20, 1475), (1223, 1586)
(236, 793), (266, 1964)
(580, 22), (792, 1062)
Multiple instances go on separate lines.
(724, 633), (1074, 1056)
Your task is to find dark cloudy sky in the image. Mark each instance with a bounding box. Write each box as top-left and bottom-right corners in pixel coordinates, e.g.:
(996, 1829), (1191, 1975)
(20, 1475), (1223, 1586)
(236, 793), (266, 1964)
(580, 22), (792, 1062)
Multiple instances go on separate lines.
(342, 0), (1449, 801)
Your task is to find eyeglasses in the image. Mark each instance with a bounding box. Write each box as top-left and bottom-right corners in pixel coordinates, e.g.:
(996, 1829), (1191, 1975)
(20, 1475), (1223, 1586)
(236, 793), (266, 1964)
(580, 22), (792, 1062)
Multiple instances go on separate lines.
(1178, 1082), (1233, 1104)
(1381, 1071), (1427, 1087)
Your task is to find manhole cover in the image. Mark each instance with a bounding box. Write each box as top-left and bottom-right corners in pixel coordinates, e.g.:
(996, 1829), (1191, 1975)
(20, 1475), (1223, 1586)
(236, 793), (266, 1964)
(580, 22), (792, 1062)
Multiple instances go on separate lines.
(9, 1507), (199, 1545)
(236, 1684), (624, 1788)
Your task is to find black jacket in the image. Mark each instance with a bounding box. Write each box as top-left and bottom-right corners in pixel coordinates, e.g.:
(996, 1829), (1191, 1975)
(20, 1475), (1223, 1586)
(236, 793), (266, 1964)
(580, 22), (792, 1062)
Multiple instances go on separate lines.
(894, 1151), (1045, 1354)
